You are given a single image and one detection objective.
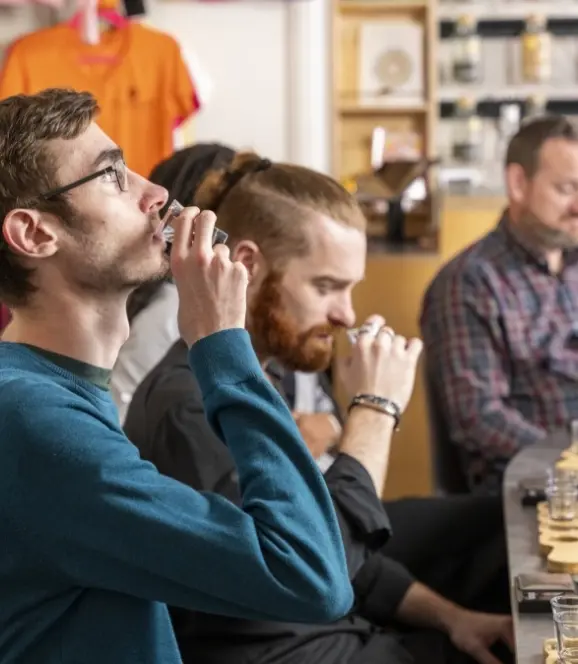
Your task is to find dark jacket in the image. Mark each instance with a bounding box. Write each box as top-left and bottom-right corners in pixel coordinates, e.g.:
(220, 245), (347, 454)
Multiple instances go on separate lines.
(125, 340), (415, 664)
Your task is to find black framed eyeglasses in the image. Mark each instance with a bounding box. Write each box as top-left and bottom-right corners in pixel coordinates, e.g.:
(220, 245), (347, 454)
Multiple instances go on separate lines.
(40, 158), (129, 201)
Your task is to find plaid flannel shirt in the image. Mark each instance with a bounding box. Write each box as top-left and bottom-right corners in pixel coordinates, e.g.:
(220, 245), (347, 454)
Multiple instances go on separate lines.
(420, 214), (578, 494)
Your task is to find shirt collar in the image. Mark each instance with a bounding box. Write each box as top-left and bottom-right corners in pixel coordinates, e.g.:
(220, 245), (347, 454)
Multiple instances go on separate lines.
(497, 211), (578, 272)
(264, 359), (285, 382)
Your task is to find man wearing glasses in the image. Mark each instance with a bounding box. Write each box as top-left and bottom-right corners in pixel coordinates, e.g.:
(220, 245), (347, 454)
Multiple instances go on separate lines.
(0, 88), (353, 663)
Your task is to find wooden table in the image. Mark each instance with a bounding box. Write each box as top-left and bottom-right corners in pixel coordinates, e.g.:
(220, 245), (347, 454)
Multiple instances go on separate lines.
(503, 432), (568, 664)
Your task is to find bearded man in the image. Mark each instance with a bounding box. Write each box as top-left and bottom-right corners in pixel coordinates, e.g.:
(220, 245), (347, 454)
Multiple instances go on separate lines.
(125, 150), (513, 664)
(421, 115), (578, 496)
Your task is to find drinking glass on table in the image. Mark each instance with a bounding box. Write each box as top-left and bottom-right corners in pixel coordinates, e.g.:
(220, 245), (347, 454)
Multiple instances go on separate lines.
(547, 467), (578, 487)
(551, 595), (578, 663)
(545, 476), (578, 522)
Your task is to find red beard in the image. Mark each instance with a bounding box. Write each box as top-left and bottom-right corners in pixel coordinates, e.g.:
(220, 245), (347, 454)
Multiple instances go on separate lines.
(249, 272), (337, 372)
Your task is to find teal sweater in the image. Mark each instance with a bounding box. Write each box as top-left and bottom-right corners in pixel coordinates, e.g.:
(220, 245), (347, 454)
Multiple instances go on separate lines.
(0, 330), (352, 663)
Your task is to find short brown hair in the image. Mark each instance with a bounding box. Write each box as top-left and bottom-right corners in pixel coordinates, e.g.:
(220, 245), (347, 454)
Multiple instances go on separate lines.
(0, 88), (99, 307)
(506, 114), (578, 178)
(195, 152), (366, 266)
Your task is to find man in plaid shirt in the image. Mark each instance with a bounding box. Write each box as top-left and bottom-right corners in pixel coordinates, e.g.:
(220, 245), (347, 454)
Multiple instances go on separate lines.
(421, 115), (578, 495)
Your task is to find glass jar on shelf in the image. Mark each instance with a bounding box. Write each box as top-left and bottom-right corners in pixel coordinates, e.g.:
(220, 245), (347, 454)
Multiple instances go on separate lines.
(521, 15), (552, 84)
(452, 97), (483, 164)
(452, 15), (482, 83)
(525, 94), (547, 119)
(496, 103), (521, 161)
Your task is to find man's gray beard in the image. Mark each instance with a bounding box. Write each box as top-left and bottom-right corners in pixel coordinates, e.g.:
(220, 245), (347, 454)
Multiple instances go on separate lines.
(521, 211), (578, 251)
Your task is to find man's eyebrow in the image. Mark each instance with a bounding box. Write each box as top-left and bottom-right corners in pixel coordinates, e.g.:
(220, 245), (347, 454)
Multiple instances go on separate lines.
(92, 147), (124, 170)
(312, 275), (352, 288)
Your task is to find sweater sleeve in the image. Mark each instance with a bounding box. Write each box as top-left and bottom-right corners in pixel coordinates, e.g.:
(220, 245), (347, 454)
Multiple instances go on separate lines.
(323, 454), (414, 622)
(4, 330), (352, 624)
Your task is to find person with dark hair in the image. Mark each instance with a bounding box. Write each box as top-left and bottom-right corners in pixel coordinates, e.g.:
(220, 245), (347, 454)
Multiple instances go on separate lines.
(125, 149), (513, 664)
(0, 89), (355, 663)
(421, 114), (578, 495)
(111, 143), (235, 422)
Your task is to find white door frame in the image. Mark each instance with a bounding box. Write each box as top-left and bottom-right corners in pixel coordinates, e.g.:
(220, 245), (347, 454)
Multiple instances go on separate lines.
(286, 0), (331, 174)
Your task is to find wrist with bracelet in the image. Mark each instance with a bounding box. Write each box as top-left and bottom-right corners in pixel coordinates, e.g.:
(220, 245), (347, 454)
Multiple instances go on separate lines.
(347, 393), (402, 431)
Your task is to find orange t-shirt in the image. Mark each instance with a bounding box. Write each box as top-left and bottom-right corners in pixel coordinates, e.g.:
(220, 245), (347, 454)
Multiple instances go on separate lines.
(0, 22), (199, 177)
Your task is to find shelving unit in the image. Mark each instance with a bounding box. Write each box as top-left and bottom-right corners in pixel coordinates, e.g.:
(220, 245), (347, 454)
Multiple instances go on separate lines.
(436, 8), (578, 190)
(331, 0), (439, 247)
(438, 2), (578, 22)
(331, 0), (438, 179)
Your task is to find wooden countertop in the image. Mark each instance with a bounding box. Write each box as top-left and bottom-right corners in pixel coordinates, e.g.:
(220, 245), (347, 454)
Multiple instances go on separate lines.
(441, 186), (507, 211)
(366, 188), (506, 257)
(443, 193), (507, 212)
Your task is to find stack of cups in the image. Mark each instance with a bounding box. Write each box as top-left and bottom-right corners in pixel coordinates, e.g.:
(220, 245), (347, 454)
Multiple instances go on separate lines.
(545, 468), (578, 522)
(551, 595), (578, 662)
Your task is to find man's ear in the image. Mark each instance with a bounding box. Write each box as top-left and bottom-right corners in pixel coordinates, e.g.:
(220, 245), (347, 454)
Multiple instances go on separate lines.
(231, 240), (266, 281)
(505, 163), (529, 205)
(2, 209), (58, 259)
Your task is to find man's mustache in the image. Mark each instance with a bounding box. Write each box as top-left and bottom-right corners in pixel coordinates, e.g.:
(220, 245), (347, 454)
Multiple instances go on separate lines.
(304, 324), (341, 338)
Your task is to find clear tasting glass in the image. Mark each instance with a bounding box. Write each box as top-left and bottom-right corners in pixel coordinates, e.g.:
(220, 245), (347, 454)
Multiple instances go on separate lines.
(159, 200), (228, 248)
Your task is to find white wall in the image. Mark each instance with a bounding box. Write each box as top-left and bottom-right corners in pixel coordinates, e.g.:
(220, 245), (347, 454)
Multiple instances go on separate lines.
(0, 0), (331, 171)
(148, 1), (289, 161)
(285, 0), (331, 173)
(148, 0), (330, 171)
(0, 6), (53, 57)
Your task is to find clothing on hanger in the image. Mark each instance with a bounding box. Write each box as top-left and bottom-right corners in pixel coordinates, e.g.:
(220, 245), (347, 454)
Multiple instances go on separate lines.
(0, 19), (200, 177)
(75, 0), (130, 45)
(173, 45), (213, 149)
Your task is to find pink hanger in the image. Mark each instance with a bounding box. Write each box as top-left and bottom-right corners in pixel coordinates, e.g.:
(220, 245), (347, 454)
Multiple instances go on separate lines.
(69, 0), (129, 43)
(68, 7), (129, 31)
(69, 0), (129, 60)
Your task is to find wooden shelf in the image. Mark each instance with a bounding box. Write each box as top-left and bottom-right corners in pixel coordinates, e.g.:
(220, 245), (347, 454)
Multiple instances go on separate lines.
(331, 0), (439, 176)
(438, 2), (578, 21)
(340, 1), (429, 14)
(330, 0), (440, 375)
(338, 102), (428, 114)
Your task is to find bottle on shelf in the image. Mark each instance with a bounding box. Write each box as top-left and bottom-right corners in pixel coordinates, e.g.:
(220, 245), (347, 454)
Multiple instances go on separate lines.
(525, 94), (547, 119)
(499, 104), (521, 141)
(452, 15), (481, 84)
(496, 103), (521, 161)
(521, 15), (552, 84)
(452, 97), (483, 164)
(370, 127), (386, 171)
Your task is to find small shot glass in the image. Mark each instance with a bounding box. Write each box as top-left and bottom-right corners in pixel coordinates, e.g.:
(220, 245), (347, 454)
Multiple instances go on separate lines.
(346, 320), (382, 345)
(346, 328), (361, 345)
(157, 200), (228, 251)
(547, 466), (578, 488)
(546, 481), (578, 522)
(551, 595), (578, 662)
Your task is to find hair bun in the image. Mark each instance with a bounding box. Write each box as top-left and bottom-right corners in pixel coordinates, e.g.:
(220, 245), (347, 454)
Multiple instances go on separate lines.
(195, 152), (272, 211)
